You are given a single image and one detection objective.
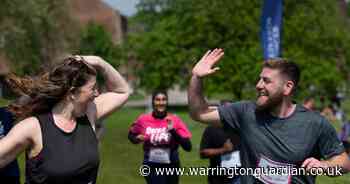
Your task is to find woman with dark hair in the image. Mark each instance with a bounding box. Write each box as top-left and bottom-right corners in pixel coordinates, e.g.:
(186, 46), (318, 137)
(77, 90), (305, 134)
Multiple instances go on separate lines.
(0, 56), (130, 184)
(128, 90), (192, 184)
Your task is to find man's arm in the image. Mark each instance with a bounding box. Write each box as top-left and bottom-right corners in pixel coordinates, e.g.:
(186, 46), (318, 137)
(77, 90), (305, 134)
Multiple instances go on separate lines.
(188, 76), (220, 126)
(302, 152), (349, 175)
(302, 117), (350, 175)
(200, 139), (234, 158)
(200, 148), (227, 158)
(325, 152), (349, 172)
(188, 49), (224, 126)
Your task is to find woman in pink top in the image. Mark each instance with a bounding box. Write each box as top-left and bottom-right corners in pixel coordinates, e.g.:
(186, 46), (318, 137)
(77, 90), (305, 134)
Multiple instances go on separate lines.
(128, 90), (192, 184)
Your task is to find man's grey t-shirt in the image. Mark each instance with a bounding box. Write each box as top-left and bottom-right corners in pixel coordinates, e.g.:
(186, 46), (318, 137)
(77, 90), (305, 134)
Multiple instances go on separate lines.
(218, 101), (344, 184)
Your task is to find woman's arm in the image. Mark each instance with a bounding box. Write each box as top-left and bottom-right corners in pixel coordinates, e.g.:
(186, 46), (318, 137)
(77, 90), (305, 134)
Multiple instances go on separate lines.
(169, 129), (192, 151)
(128, 132), (144, 144)
(84, 56), (131, 121)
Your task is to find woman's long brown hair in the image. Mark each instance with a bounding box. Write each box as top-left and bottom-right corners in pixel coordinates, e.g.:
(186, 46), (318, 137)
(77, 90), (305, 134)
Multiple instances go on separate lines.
(6, 57), (97, 119)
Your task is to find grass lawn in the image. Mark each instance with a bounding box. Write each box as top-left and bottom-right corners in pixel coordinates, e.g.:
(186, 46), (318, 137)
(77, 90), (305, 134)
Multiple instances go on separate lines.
(98, 107), (350, 184)
(15, 107), (350, 183)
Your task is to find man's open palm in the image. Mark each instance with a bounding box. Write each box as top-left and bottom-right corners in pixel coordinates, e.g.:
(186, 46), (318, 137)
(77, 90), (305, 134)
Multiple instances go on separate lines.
(192, 48), (224, 77)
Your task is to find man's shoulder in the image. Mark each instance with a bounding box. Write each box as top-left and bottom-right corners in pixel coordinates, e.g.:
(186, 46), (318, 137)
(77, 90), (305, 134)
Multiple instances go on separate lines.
(224, 100), (256, 109)
(218, 100), (256, 118)
(295, 105), (328, 125)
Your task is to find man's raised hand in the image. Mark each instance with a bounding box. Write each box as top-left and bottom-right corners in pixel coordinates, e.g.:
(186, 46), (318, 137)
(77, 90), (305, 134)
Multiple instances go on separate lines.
(192, 48), (224, 78)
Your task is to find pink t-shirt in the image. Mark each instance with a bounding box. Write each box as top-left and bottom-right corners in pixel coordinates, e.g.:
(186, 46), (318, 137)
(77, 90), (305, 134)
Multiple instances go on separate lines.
(129, 113), (192, 163)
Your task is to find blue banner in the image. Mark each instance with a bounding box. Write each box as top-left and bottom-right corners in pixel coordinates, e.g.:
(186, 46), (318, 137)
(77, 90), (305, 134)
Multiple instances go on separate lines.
(261, 0), (283, 60)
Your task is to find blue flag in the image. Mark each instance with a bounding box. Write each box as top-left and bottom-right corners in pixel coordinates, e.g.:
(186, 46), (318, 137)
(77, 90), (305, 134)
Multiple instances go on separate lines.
(261, 0), (283, 60)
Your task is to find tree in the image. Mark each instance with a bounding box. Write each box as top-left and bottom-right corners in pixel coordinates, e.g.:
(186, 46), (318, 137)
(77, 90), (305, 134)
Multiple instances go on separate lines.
(282, 0), (350, 98)
(129, 0), (350, 100)
(0, 0), (79, 75)
(77, 23), (125, 67)
(77, 23), (128, 85)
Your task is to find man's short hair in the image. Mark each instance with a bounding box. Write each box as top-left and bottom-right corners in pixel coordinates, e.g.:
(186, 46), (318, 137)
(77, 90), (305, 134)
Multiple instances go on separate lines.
(263, 58), (300, 93)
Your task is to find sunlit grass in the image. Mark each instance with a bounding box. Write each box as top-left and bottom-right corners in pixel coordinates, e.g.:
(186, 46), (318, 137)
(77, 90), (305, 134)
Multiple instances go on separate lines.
(13, 107), (350, 183)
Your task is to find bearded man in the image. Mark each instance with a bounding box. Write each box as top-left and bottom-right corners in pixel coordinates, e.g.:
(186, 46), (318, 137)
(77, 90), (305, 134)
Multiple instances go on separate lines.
(188, 48), (349, 184)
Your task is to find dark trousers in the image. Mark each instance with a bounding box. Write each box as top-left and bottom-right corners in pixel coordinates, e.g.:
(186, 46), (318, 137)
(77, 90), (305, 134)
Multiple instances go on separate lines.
(143, 161), (180, 184)
(208, 175), (240, 184)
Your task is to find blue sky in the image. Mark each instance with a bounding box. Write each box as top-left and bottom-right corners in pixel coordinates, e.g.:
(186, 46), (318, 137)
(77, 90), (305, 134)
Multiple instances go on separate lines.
(103, 0), (139, 16)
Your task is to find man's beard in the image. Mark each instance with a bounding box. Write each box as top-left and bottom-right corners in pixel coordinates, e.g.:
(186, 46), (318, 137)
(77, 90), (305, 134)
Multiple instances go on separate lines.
(256, 91), (284, 112)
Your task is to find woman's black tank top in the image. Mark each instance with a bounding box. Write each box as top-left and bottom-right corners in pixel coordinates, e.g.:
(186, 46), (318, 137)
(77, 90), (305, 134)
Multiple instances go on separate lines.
(25, 112), (100, 184)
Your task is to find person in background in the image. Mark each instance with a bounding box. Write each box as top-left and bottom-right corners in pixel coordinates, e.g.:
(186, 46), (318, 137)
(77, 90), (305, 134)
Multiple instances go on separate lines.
(0, 106), (20, 184)
(128, 90), (192, 184)
(303, 97), (315, 111)
(338, 119), (350, 142)
(200, 127), (240, 184)
(0, 60), (20, 184)
(200, 100), (241, 184)
(321, 104), (336, 123)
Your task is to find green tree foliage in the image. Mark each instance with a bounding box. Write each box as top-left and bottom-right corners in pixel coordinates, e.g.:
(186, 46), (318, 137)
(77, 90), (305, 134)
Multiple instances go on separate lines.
(77, 23), (128, 86)
(283, 0), (350, 98)
(78, 23), (124, 66)
(0, 0), (78, 75)
(129, 0), (350, 99)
